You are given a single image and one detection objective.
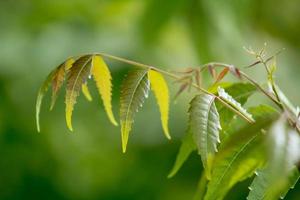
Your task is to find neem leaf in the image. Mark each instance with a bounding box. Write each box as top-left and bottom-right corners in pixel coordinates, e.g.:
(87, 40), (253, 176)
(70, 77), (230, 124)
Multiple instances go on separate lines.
(204, 106), (277, 200)
(248, 117), (300, 200)
(168, 131), (196, 178)
(189, 94), (221, 179)
(120, 69), (150, 153)
(50, 58), (75, 110)
(214, 83), (256, 130)
(169, 83), (256, 177)
(218, 86), (254, 122)
(148, 69), (170, 139)
(65, 55), (92, 131)
(36, 69), (56, 132)
(82, 83), (93, 102)
(92, 55), (118, 126)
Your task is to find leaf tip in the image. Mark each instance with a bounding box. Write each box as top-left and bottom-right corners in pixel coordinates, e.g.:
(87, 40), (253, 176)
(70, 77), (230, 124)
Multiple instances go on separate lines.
(66, 117), (74, 132)
(165, 129), (171, 140)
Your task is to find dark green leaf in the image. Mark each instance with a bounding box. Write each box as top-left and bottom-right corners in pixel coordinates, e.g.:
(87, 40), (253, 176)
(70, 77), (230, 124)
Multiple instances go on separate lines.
(204, 106), (277, 200)
(189, 94), (221, 179)
(248, 117), (300, 200)
(120, 69), (150, 153)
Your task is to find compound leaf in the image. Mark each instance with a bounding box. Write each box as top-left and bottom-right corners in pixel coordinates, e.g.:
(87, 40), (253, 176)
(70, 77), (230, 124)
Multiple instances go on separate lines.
(120, 69), (150, 153)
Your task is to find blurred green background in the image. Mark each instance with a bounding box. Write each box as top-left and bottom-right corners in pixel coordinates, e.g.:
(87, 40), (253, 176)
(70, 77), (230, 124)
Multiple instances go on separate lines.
(0, 0), (300, 199)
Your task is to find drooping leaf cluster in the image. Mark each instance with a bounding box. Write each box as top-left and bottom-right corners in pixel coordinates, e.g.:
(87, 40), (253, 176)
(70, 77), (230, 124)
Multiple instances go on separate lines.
(36, 54), (170, 153)
(36, 50), (300, 199)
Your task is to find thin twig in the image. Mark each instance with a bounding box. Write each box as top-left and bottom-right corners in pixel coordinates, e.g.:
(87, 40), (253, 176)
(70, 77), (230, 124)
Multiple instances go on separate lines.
(97, 53), (254, 123)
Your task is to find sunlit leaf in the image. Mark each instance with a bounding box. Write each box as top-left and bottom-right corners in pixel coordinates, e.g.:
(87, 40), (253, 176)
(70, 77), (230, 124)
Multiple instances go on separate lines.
(92, 55), (118, 126)
(148, 69), (170, 139)
(204, 106), (276, 200)
(120, 69), (150, 153)
(168, 131), (196, 178)
(82, 83), (93, 102)
(189, 94), (221, 179)
(248, 117), (300, 200)
(65, 55), (92, 131)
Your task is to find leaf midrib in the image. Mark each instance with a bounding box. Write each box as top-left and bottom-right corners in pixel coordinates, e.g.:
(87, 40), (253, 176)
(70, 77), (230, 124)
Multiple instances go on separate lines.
(69, 56), (92, 101)
(208, 134), (258, 199)
(123, 70), (148, 129)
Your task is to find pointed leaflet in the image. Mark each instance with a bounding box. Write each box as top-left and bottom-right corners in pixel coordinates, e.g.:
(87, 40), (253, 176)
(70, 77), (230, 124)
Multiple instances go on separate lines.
(169, 83), (256, 177)
(204, 105), (277, 200)
(92, 55), (118, 126)
(65, 55), (92, 131)
(248, 167), (299, 200)
(50, 58), (75, 110)
(218, 86), (254, 122)
(189, 94), (221, 179)
(36, 58), (75, 132)
(211, 83), (256, 131)
(148, 69), (170, 139)
(36, 70), (56, 132)
(120, 69), (150, 153)
(82, 83), (93, 101)
(248, 117), (300, 200)
(168, 131), (196, 178)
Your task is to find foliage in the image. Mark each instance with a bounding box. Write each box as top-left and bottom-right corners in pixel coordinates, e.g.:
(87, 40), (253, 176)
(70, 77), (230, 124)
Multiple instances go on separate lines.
(36, 47), (300, 199)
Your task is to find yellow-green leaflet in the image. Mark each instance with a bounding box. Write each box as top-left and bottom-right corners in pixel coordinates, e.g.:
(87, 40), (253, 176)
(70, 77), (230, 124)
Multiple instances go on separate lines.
(82, 83), (93, 101)
(120, 69), (150, 153)
(148, 69), (171, 139)
(50, 58), (75, 110)
(65, 55), (92, 131)
(36, 70), (56, 132)
(36, 58), (75, 132)
(92, 55), (118, 126)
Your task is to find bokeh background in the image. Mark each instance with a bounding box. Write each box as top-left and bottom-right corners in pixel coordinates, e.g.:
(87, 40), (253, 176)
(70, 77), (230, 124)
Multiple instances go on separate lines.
(0, 0), (300, 199)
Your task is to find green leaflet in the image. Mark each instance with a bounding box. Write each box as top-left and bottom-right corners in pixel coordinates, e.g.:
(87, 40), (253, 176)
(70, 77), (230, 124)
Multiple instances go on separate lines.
(204, 105), (277, 200)
(189, 94), (221, 179)
(120, 69), (150, 153)
(248, 167), (299, 200)
(36, 69), (56, 132)
(215, 83), (256, 130)
(65, 55), (92, 131)
(168, 83), (256, 178)
(248, 117), (300, 200)
(168, 131), (196, 178)
(217, 86), (255, 123)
